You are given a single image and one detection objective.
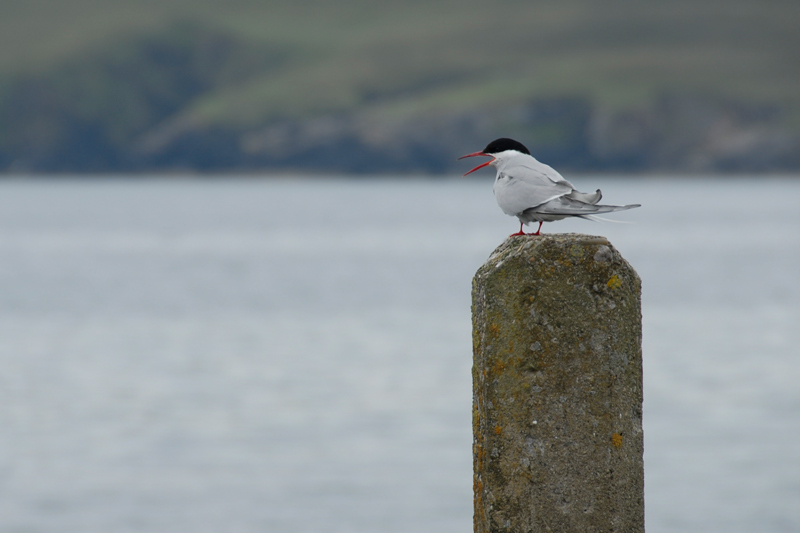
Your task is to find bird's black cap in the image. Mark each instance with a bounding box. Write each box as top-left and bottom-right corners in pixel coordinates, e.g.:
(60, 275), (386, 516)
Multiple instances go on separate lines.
(482, 138), (530, 155)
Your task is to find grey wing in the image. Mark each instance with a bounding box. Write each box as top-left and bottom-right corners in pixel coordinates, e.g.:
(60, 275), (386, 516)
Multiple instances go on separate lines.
(493, 163), (573, 216)
(567, 188), (602, 205)
(511, 158), (604, 205)
(527, 195), (641, 216)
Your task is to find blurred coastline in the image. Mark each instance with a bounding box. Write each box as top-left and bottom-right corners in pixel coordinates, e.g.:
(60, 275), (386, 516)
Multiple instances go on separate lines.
(1, 0), (799, 174)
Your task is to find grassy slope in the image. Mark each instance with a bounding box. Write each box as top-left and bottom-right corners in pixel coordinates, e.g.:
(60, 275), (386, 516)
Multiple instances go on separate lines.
(1, 0), (798, 127)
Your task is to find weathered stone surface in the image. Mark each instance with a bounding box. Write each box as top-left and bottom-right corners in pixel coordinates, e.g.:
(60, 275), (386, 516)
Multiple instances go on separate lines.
(472, 233), (643, 533)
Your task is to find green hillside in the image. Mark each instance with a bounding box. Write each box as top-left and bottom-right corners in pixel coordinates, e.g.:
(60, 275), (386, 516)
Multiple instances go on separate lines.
(1, 0), (798, 172)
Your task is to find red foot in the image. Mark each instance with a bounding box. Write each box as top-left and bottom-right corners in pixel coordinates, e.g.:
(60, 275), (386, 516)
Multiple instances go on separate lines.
(510, 221), (542, 237)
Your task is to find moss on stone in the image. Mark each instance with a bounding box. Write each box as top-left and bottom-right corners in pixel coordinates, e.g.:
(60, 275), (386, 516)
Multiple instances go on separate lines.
(472, 233), (643, 533)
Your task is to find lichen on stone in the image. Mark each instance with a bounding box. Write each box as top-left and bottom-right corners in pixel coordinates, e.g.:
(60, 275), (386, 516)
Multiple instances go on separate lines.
(472, 233), (643, 532)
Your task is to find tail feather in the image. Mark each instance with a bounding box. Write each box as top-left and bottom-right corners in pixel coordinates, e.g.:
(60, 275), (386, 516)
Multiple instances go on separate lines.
(532, 196), (641, 216)
(580, 213), (636, 223)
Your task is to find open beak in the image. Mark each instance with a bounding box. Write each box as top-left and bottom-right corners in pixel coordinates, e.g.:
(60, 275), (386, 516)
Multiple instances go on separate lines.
(458, 151), (494, 176)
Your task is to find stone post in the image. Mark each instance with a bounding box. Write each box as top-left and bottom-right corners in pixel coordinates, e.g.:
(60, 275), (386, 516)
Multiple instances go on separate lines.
(472, 233), (644, 532)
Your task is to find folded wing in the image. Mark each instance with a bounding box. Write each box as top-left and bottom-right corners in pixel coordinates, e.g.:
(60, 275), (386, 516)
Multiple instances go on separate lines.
(523, 195), (641, 217)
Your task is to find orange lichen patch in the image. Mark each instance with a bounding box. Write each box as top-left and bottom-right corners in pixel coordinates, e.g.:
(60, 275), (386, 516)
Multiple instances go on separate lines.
(607, 275), (622, 289)
(494, 425), (503, 435)
(472, 330), (482, 352)
(474, 477), (486, 530)
(488, 323), (500, 337)
(491, 358), (507, 374)
(611, 432), (623, 448)
(475, 444), (487, 467)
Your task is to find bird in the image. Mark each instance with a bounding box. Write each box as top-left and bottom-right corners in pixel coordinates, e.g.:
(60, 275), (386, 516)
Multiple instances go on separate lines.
(459, 138), (640, 236)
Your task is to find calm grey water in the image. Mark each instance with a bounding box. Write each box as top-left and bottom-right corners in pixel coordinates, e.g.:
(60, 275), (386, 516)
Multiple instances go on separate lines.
(0, 176), (798, 533)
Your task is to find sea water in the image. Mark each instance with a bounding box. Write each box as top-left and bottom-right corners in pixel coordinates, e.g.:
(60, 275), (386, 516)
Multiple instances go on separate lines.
(0, 176), (798, 532)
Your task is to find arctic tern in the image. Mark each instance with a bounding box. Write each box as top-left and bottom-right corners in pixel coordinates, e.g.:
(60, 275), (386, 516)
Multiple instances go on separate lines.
(459, 138), (640, 236)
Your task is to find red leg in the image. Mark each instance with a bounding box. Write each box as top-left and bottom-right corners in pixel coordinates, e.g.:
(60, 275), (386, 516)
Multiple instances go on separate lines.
(510, 221), (543, 237)
(510, 221), (526, 236)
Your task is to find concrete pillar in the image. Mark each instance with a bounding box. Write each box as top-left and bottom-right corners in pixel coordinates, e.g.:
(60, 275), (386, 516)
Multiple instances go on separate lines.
(472, 233), (643, 532)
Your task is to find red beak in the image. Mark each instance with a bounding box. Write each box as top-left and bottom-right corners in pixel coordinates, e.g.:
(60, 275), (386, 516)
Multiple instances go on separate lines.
(458, 151), (494, 176)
